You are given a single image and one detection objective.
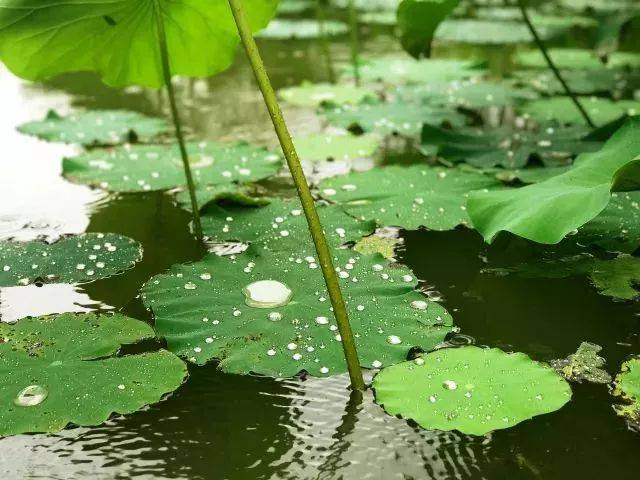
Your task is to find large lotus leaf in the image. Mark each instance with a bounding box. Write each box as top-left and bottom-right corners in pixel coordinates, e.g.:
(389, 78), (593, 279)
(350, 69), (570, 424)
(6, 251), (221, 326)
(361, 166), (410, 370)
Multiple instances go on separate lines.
(142, 247), (453, 377)
(551, 342), (612, 384)
(351, 55), (482, 85)
(467, 117), (640, 244)
(200, 198), (376, 250)
(278, 82), (376, 108)
(421, 123), (597, 169)
(295, 134), (381, 162)
(476, 7), (597, 29)
(397, 0), (460, 58)
(63, 141), (282, 193)
(332, 0), (400, 10)
(613, 358), (640, 425)
(321, 101), (466, 137)
(277, 0), (315, 14)
(559, 0), (636, 13)
(360, 11), (397, 25)
(0, 313), (186, 436)
(608, 52), (640, 69)
(521, 97), (640, 126)
(258, 19), (348, 39)
(435, 19), (558, 45)
(319, 165), (501, 231)
(0, 233), (142, 287)
(397, 79), (536, 110)
(373, 346), (572, 436)
(18, 110), (170, 146)
(0, 0), (278, 88)
(515, 48), (604, 70)
(514, 69), (640, 96)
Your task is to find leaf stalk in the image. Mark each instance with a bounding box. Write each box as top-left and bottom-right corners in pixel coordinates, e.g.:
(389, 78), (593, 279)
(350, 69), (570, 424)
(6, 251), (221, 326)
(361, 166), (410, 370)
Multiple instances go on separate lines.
(347, 0), (361, 86)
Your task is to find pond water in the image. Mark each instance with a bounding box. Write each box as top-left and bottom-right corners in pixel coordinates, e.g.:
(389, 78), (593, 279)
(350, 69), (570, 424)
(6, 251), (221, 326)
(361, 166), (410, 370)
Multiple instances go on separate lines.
(1, 11), (640, 480)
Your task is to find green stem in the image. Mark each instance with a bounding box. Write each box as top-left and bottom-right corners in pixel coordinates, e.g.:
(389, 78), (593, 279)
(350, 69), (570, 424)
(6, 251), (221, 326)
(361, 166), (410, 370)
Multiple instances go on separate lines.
(153, 0), (203, 239)
(347, 0), (361, 86)
(227, 0), (366, 391)
(316, 0), (336, 83)
(516, 0), (596, 129)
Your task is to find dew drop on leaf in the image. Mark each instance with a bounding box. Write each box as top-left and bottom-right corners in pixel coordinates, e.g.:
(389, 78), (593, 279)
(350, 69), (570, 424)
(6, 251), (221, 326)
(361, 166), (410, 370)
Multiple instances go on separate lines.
(14, 385), (48, 407)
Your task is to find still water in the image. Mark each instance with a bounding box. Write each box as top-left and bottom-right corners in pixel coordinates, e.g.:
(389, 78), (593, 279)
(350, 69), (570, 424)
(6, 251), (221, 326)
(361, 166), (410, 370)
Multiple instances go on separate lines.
(1, 17), (639, 480)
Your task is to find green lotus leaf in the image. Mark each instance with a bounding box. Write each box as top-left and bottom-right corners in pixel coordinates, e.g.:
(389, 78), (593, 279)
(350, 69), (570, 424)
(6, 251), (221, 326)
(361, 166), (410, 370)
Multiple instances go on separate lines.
(332, 0), (400, 11)
(175, 183), (271, 212)
(435, 19), (558, 45)
(18, 110), (170, 146)
(397, 0), (460, 58)
(295, 133), (381, 162)
(200, 198), (376, 250)
(354, 234), (400, 259)
(421, 122), (597, 169)
(0, 0), (278, 88)
(608, 52), (640, 69)
(258, 19), (348, 39)
(467, 118), (640, 244)
(0, 233), (142, 287)
(373, 346), (572, 436)
(514, 69), (640, 96)
(515, 48), (604, 70)
(0, 313), (187, 436)
(492, 166), (572, 185)
(613, 358), (640, 426)
(321, 100), (467, 137)
(350, 55), (482, 85)
(551, 342), (612, 384)
(476, 7), (598, 29)
(360, 11), (397, 25)
(63, 140), (281, 194)
(559, 0), (636, 13)
(142, 246), (453, 376)
(319, 165), (501, 231)
(277, 0), (315, 15)
(520, 97), (640, 126)
(278, 82), (376, 108)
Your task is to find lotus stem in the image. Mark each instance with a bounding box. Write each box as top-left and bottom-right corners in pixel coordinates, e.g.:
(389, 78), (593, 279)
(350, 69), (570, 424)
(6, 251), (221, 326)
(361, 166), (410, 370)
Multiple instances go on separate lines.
(153, 0), (203, 239)
(316, 0), (337, 83)
(227, 0), (366, 391)
(347, 0), (361, 86)
(516, 0), (596, 129)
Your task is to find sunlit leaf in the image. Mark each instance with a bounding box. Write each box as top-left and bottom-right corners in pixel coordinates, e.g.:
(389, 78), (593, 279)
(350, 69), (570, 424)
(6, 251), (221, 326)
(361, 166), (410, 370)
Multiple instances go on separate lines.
(551, 342), (612, 384)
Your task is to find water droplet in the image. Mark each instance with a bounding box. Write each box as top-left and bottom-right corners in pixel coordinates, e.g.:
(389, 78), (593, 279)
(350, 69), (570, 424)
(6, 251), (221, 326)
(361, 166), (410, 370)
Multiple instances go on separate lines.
(268, 312), (282, 321)
(386, 335), (402, 345)
(2, 265), (10, 272)
(292, 353), (302, 361)
(414, 358), (425, 366)
(14, 385), (48, 407)
(338, 271), (349, 279)
(200, 273), (212, 280)
(372, 360), (382, 368)
(243, 280), (293, 308)
(428, 395), (437, 403)
(287, 342), (297, 350)
(117, 384), (126, 390)
(402, 275), (413, 283)
(320, 366), (329, 374)
(315, 316), (329, 325)
(442, 380), (458, 390)
(356, 305), (365, 311)
(184, 282), (197, 290)
(76, 263), (86, 270)
(372, 264), (384, 272)
(267, 349), (276, 356)
(411, 300), (428, 310)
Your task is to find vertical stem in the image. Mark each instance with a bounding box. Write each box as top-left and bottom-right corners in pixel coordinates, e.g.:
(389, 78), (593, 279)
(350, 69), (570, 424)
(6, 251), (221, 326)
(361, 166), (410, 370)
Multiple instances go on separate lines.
(316, 0), (336, 83)
(517, 0), (596, 129)
(153, 0), (203, 239)
(227, 0), (366, 391)
(347, 0), (361, 86)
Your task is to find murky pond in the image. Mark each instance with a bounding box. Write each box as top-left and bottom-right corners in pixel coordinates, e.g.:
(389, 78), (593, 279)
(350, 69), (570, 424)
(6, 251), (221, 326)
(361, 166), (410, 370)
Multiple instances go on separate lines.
(1, 5), (640, 480)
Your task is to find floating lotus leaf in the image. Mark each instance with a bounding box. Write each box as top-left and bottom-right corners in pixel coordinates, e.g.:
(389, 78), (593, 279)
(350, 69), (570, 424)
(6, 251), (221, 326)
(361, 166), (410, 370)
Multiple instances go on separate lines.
(295, 134), (381, 162)
(520, 97), (640, 126)
(360, 11), (397, 25)
(514, 69), (640, 96)
(200, 198), (376, 250)
(476, 7), (597, 29)
(551, 342), (612, 384)
(421, 122), (596, 169)
(332, 0), (400, 10)
(515, 48), (604, 70)
(0, 313), (187, 436)
(63, 141), (282, 194)
(435, 19), (558, 45)
(258, 19), (348, 39)
(319, 165), (501, 231)
(397, 0), (460, 58)
(278, 82), (376, 108)
(354, 234), (400, 260)
(613, 358), (640, 426)
(468, 118), (640, 244)
(142, 247), (453, 377)
(559, 0), (636, 13)
(373, 346), (572, 436)
(277, 0), (315, 14)
(608, 52), (640, 69)
(0, 0), (277, 88)
(351, 55), (482, 85)
(18, 110), (170, 146)
(0, 233), (142, 287)
(175, 184), (271, 212)
(322, 101), (466, 137)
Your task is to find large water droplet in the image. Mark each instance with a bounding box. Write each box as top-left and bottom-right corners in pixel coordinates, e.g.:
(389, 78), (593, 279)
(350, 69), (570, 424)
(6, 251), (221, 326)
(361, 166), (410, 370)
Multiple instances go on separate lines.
(442, 380), (458, 390)
(14, 385), (48, 407)
(411, 300), (428, 310)
(243, 280), (293, 308)
(386, 335), (402, 345)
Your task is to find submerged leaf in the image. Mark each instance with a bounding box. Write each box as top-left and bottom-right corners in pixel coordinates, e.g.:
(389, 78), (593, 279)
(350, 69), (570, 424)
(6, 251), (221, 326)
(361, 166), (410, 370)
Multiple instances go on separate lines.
(319, 165), (501, 231)
(63, 141), (282, 194)
(0, 313), (187, 436)
(373, 346), (571, 436)
(142, 248), (453, 377)
(0, 233), (142, 287)
(551, 342), (612, 384)
(467, 117), (640, 244)
(18, 110), (170, 146)
(397, 0), (460, 58)
(0, 0), (278, 88)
